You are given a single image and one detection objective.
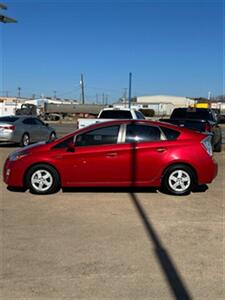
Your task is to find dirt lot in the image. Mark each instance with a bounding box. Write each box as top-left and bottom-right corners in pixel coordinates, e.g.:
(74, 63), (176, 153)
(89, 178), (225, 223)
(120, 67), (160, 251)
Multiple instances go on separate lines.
(0, 125), (224, 299)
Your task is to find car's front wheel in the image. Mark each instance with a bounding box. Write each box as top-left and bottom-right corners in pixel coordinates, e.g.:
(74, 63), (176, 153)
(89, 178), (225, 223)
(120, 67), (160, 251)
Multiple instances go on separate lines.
(25, 164), (60, 194)
(162, 164), (195, 195)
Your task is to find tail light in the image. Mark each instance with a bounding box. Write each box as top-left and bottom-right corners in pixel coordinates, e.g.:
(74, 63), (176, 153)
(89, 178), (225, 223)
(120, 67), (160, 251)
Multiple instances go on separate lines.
(204, 122), (212, 132)
(0, 125), (16, 131)
(201, 136), (213, 156)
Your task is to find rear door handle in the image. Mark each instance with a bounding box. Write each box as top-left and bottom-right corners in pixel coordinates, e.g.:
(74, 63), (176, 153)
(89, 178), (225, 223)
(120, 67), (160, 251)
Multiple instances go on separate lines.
(156, 147), (167, 153)
(106, 152), (117, 158)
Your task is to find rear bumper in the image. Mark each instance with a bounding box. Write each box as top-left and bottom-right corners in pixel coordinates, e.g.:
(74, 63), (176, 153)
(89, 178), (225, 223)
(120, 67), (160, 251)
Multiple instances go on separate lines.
(0, 132), (13, 141)
(198, 158), (218, 185)
(0, 132), (18, 143)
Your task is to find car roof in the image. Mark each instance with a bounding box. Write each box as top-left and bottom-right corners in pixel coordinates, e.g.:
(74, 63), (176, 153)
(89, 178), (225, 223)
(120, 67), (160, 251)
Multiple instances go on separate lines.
(101, 107), (136, 111)
(15, 115), (37, 118)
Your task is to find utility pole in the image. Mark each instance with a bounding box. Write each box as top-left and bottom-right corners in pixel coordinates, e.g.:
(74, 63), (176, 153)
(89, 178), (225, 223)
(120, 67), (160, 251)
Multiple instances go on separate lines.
(17, 87), (21, 98)
(123, 88), (127, 104)
(105, 95), (108, 105)
(102, 93), (105, 105)
(80, 73), (85, 104)
(208, 91), (211, 100)
(53, 90), (56, 99)
(128, 72), (132, 109)
(96, 93), (99, 104)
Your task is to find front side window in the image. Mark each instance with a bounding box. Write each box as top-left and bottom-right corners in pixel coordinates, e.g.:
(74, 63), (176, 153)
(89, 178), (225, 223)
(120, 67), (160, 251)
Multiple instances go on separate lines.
(125, 124), (161, 143)
(76, 125), (120, 147)
(33, 118), (45, 126)
(52, 136), (74, 149)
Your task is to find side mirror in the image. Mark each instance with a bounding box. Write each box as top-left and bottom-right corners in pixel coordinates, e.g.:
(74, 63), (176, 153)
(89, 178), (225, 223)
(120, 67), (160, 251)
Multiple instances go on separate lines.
(67, 140), (75, 152)
(45, 123), (49, 127)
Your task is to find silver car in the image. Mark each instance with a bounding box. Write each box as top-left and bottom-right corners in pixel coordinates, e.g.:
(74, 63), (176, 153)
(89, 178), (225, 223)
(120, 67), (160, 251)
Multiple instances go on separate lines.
(0, 116), (57, 147)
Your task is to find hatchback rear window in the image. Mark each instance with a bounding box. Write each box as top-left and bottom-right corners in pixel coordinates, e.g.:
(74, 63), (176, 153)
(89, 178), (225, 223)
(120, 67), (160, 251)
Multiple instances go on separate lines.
(0, 116), (19, 123)
(160, 126), (180, 140)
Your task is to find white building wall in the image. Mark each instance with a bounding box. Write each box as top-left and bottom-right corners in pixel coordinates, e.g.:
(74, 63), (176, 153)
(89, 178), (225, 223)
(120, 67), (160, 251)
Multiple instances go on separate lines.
(136, 95), (195, 107)
(0, 102), (17, 116)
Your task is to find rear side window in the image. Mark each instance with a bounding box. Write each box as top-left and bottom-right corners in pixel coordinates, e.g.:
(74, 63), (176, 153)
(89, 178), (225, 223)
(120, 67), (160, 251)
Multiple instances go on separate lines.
(99, 110), (132, 119)
(0, 116), (19, 123)
(160, 126), (180, 140)
(126, 124), (161, 143)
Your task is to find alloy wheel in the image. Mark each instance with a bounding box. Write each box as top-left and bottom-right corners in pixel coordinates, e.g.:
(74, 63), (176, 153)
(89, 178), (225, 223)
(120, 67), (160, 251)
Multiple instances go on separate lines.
(31, 169), (53, 192)
(168, 170), (191, 193)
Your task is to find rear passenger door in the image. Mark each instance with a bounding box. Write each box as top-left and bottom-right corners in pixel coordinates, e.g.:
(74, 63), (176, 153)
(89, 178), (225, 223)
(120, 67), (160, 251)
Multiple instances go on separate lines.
(124, 123), (168, 184)
(22, 118), (40, 142)
(32, 118), (49, 141)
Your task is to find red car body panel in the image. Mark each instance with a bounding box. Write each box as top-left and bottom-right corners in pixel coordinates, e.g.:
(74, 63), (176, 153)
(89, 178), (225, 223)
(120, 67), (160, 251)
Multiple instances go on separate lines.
(3, 120), (218, 189)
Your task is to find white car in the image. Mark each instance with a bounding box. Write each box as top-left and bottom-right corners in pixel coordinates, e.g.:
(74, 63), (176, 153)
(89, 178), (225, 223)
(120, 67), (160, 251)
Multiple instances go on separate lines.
(78, 107), (145, 129)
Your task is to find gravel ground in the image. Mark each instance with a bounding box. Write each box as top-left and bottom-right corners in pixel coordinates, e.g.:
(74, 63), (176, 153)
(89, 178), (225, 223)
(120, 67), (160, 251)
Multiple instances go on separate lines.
(0, 124), (224, 299)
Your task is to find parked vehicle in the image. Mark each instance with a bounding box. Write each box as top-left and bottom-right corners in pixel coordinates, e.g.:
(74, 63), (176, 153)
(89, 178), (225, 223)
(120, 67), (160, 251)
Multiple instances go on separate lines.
(0, 116), (56, 147)
(3, 120), (217, 196)
(218, 114), (225, 124)
(15, 103), (37, 116)
(160, 107), (222, 152)
(78, 107), (145, 128)
(41, 103), (105, 121)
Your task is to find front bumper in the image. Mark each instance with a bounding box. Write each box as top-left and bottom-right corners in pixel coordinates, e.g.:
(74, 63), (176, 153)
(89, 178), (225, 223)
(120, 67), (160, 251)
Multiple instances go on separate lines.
(3, 158), (24, 187)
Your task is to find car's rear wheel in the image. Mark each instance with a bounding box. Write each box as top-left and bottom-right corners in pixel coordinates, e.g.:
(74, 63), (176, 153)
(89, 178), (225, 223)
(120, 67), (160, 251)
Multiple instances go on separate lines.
(26, 164), (60, 194)
(20, 133), (30, 147)
(162, 164), (195, 195)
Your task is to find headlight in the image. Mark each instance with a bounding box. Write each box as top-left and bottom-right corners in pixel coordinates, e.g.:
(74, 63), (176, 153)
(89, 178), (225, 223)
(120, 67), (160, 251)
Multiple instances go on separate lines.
(9, 151), (30, 161)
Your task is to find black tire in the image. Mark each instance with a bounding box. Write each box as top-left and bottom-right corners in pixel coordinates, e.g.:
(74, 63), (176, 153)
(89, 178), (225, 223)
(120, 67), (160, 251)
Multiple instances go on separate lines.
(20, 133), (30, 147)
(49, 131), (57, 142)
(25, 164), (60, 194)
(161, 164), (196, 195)
(214, 138), (222, 152)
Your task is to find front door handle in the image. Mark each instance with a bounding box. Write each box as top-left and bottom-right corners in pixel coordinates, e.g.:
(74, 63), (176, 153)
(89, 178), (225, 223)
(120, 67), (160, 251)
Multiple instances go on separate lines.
(106, 152), (117, 158)
(156, 147), (167, 153)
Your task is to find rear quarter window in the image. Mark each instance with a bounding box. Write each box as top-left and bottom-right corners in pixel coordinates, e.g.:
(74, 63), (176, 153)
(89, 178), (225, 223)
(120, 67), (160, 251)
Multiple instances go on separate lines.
(160, 126), (180, 140)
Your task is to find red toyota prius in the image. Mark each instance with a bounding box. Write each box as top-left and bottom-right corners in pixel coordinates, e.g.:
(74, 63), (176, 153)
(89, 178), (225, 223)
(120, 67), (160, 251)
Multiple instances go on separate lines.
(3, 120), (218, 196)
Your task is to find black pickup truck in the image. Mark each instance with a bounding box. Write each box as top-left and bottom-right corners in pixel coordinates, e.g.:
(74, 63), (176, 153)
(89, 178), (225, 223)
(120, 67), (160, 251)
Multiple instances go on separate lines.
(160, 107), (222, 152)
